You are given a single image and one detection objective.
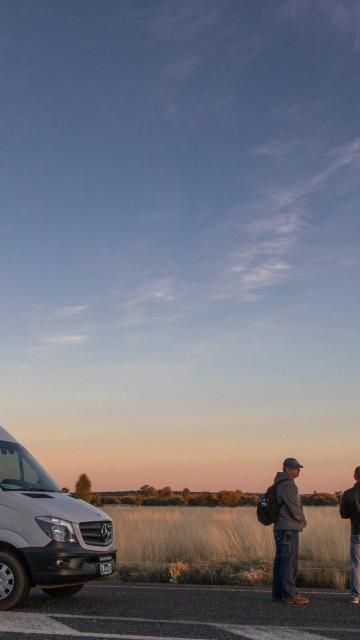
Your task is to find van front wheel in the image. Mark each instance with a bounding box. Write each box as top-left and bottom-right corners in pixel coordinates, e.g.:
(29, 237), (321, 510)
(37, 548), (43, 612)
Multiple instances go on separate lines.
(41, 584), (84, 598)
(0, 551), (30, 611)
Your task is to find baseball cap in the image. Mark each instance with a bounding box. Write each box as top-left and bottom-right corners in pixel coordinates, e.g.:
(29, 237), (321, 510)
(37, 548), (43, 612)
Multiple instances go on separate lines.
(283, 457), (303, 469)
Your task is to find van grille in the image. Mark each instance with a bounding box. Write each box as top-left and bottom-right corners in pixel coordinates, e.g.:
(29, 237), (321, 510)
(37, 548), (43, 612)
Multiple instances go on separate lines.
(79, 521), (113, 546)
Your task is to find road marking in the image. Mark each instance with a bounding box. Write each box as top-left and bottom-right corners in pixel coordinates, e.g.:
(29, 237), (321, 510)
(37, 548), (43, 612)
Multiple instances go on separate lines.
(0, 612), (79, 635)
(86, 583), (347, 596)
(298, 629), (360, 634)
(2, 613), (359, 639)
(226, 626), (336, 640)
(0, 612), (214, 639)
(44, 615), (360, 635)
(54, 613), (214, 626)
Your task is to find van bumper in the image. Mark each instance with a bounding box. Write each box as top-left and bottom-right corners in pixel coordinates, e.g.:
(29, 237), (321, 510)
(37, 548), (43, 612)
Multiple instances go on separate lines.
(21, 542), (117, 586)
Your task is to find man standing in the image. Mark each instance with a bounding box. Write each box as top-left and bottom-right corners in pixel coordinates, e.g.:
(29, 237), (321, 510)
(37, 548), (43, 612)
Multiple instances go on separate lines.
(340, 466), (360, 604)
(272, 458), (309, 604)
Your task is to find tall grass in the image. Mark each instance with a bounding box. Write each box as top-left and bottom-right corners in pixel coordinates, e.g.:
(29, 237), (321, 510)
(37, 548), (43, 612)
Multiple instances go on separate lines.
(104, 506), (351, 588)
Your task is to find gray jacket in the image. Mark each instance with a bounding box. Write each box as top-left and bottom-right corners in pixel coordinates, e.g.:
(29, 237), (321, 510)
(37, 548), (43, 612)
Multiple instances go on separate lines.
(274, 472), (307, 531)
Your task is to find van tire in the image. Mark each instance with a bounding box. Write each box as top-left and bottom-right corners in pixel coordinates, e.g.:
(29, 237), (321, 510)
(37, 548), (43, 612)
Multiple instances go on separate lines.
(0, 550), (30, 611)
(41, 584), (84, 598)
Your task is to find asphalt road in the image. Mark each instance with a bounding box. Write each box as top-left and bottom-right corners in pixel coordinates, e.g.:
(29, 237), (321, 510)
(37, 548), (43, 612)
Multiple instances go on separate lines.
(0, 583), (359, 640)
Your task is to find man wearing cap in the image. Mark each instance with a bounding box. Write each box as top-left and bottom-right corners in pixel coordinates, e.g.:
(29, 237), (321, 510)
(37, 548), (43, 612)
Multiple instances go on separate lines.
(272, 458), (309, 605)
(340, 466), (360, 604)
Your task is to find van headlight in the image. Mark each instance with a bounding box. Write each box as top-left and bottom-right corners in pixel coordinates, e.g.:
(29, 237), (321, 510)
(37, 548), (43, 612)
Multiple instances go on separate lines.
(36, 516), (77, 543)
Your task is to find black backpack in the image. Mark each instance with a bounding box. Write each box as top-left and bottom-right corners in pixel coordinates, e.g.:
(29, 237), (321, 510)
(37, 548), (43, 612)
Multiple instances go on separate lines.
(257, 479), (289, 526)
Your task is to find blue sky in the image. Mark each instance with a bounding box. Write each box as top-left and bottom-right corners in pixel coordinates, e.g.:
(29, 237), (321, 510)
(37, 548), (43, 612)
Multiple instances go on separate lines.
(0, 0), (359, 492)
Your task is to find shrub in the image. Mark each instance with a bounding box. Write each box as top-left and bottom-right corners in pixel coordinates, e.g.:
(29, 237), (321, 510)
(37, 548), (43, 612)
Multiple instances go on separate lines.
(102, 496), (120, 505)
(119, 496), (137, 505)
(91, 493), (103, 507)
(168, 561), (189, 583)
(197, 492), (218, 507)
(140, 485), (157, 497)
(158, 486), (173, 499)
(216, 490), (241, 507)
(301, 493), (338, 506)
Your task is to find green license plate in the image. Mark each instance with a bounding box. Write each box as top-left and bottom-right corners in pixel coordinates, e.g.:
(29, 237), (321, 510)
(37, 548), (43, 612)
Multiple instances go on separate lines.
(100, 561), (112, 576)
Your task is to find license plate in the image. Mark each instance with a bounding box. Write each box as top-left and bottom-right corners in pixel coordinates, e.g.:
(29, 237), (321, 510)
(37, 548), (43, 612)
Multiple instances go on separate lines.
(100, 561), (112, 576)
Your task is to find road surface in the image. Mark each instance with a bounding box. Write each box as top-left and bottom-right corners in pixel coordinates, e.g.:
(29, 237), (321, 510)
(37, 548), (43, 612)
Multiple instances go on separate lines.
(0, 583), (359, 640)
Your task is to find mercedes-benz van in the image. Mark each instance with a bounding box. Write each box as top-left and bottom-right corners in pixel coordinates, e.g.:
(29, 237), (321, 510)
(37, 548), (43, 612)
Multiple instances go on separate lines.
(0, 426), (116, 610)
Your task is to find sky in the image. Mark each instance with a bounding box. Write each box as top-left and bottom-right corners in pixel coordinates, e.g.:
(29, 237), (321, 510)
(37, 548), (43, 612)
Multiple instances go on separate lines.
(0, 0), (359, 494)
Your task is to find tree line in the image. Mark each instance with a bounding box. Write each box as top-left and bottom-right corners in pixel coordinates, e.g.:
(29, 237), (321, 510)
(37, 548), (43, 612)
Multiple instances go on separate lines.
(69, 476), (341, 507)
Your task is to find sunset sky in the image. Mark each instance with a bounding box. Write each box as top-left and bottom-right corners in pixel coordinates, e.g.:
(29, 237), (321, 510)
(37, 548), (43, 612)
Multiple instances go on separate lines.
(0, 1), (359, 494)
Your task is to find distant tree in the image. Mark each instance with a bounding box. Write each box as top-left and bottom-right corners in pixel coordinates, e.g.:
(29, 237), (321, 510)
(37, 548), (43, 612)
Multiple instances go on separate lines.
(134, 494), (143, 506)
(120, 496), (137, 505)
(182, 487), (190, 506)
(75, 474), (92, 502)
(301, 492), (338, 506)
(158, 486), (173, 499)
(62, 487), (70, 493)
(91, 493), (103, 507)
(140, 484), (157, 497)
(239, 494), (259, 506)
(216, 490), (240, 507)
(102, 496), (120, 505)
(198, 491), (217, 507)
(142, 496), (182, 506)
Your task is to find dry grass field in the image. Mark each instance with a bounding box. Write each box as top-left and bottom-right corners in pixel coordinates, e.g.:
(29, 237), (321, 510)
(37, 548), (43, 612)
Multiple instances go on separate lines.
(104, 506), (351, 589)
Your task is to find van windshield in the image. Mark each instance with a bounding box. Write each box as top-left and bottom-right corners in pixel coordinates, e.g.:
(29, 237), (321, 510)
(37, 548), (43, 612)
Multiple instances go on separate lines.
(0, 441), (60, 492)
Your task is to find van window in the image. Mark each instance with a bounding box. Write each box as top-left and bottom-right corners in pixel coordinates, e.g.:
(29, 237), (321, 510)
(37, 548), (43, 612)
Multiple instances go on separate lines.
(0, 447), (21, 482)
(0, 442), (59, 492)
(22, 456), (42, 485)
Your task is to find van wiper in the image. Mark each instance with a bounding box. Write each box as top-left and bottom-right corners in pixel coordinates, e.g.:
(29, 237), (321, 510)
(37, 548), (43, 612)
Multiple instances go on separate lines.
(28, 488), (60, 492)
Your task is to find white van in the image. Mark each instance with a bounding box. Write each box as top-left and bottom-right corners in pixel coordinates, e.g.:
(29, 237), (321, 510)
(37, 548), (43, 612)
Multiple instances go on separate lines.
(0, 426), (116, 610)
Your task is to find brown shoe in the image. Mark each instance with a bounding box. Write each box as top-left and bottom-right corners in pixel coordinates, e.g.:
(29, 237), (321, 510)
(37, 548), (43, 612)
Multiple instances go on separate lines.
(283, 595), (310, 605)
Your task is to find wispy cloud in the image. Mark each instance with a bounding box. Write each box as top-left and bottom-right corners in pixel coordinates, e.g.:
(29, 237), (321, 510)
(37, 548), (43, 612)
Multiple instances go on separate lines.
(253, 140), (291, 157)
(323, 0), (360, 49)
(280, 0), (360, 51)
(224, 236), (294, 299)
(271, 101), (317, 122)
(231, 237), (295, 267)
(213, 207), (301, 301)
(240, 259), (290, 289)
(50, 305), (88, 319)
(32, 333), (89, 355)
(220, 136), (360, 301)
(149, 0), (223, 42)
(129, 278), (176, 304)
(42, 334), (89, 345)
(268, 136), (360, 208)
(246, 212), (302, 236)
(119, 277), (177, 325)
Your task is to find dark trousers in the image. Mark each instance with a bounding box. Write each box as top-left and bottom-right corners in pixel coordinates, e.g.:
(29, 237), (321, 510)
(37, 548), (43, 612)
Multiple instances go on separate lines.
(272, 529), (299, 599)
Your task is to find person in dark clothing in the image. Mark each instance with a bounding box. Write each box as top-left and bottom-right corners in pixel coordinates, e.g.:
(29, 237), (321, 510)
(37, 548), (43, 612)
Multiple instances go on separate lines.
(272, 458), (309, 605)
(340, 466), (360, 604)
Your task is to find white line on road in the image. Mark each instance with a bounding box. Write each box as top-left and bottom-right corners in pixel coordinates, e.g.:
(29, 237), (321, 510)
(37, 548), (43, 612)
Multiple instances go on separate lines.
(51, 614), (360, 634)
(0, 612), (79, 635)
(1, 613), (359, 639)
(86, 583), (347, 596)
(0, 612), (213, 640)
(225, 626), (337, 640)
(54, 613), (214, 626)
